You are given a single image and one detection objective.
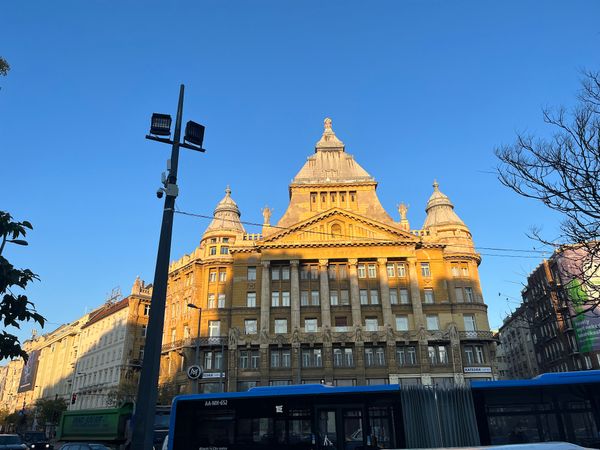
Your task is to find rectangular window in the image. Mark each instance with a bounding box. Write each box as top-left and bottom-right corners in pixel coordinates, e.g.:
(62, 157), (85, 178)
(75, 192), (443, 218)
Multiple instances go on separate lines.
(333, 348), (343, 367)
(462, 266), (469, 277)
(451, 265), (460, 277)
(464, 314), (476, 332)
(239, 351), (249, 369)
(301, 348), (323, 368)
(397, 346), (417, 366)
(338, 265), (347, 279)
(208, 293), (216, 309)
(220, 246), (229, 255)
(389, 289), (398, 305)
(310, 266), (319, 280)
(271, 291), (280, 307)
(217, 293), (226, 308)
(330, 290), (339, 306)
(358, 264), (366, 278)
(219, 271), (227, 282)
(144, 304), (150, 315)
(244, 319), (257, 335)
(399, 289), (410, 304)
(311, 290), (320, 306)
(475, 345), (485, 364)
(335, 316), (348, 328)
(455, 287), (464, 303)
(465, 346), (474, 365)
(281, 291), (290, 307)
(367, 264), (377, 278)
(465, 287), (474, 303)
(397, 264), (406, 277)
(340, 289), (349, 305)
(386, 263), (396, 278)
(272, 267), (280, 281)
(139, 345), (145, 361)
(396, 315), (409, 331)
(209, 270), (217, 282)
(370, 289), (379, 305)
(141, 325), (147, 337)
(247, 292), (257, 308)
(251, 351), (260, 369)
(365, 347), (385, 367)
(344, 348), (354, 366)
(208, 320), (220, 337)
(209, 247), (217, 255)
(365, 318), (378, 332)
(281, 266), (290, 280)
(274, 319), (288, 334)
(424, 288), (434, 304)
(421, 263), (431, 277)
(247, 266), (257, 281)
(301, 291), (309, 306)
(328, 265), (337, 280)
(426, 315), (439, 331)
(305, 318), (318, 333)
(360, 289), (368, 305)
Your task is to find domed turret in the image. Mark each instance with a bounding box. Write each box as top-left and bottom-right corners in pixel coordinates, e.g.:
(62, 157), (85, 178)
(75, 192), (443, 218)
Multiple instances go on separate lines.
(204, 186), (245, 234)
(422, 181), (475, 255)
(423, 180), (465, 229)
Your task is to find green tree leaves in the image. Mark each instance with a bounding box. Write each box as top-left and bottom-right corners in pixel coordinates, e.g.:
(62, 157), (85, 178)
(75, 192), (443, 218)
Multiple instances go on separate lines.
(0, 211), (44, 361)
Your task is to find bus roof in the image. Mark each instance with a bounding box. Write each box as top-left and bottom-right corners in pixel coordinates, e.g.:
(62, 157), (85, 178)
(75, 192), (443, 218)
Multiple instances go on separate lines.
(173, 383), (400, 404)
(471, 370), (600, 389)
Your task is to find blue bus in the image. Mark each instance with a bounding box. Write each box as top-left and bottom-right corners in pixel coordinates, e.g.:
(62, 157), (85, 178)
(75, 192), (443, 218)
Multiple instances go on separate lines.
(472, 370), (600, 448)
(167, 371), (600, 449)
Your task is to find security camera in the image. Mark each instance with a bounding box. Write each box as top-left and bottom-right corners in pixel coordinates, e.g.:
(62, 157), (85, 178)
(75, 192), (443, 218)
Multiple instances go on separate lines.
(156, 188), (164, 199)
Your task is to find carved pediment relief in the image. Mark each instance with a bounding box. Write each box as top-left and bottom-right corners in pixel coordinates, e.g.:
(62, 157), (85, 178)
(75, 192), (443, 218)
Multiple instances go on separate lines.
(260, 209), (418, 246)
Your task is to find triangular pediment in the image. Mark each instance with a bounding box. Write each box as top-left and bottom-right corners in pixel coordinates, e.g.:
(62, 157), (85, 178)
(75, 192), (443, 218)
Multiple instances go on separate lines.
(260, 208), (419, 246)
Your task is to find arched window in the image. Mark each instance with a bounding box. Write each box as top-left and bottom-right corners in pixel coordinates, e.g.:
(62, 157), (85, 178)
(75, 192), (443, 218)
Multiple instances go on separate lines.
(331, 223), (342, 238)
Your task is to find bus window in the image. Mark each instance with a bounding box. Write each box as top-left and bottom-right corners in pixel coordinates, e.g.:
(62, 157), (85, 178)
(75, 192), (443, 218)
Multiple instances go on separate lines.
(368, 406), (393, 449)
(342, 409), (363, 450)
(318, 410), (338, 448)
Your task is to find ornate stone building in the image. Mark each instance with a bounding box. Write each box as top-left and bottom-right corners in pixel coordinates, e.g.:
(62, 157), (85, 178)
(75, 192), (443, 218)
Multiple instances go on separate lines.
(159, 119), (496, 396)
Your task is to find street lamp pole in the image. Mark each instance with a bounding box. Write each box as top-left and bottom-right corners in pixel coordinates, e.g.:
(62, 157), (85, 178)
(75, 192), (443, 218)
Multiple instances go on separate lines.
(187, 303), (202, 394)
(131, 85), (205, 450)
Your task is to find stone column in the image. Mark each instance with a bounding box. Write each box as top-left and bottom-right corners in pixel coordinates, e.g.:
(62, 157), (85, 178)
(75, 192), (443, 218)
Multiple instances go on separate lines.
(290, 260), (300, 330)
(407, 258), (424, 328)
(260, 260), (271, 334)
(348, 259), (362, 326)
(377, 258), (394, 328)
(319, 259), (331, 327)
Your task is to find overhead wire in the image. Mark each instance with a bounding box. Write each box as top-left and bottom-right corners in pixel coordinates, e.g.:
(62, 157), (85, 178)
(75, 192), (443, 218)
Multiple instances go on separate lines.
(173, 206), (555, 260)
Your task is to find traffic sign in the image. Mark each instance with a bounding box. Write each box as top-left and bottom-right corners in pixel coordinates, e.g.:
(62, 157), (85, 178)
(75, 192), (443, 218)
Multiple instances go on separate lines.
(187, 364), (203, 380)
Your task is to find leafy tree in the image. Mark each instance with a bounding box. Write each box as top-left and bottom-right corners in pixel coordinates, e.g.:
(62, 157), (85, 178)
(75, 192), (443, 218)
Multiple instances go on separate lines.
(0, 211), (45, 360)
(496, 70), (600, 312)
(0, 57), (8, 77)
(34, 398), (67, 425)
(106, 381), (138, 407)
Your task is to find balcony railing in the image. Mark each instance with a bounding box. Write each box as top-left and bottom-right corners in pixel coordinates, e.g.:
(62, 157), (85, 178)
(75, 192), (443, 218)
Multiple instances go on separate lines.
(459, 330), (495, 340)
(161, 336), (227, 352)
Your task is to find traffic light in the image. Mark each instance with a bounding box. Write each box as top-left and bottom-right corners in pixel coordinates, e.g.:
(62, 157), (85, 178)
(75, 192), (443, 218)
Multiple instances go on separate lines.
(71, 393), (77, 405)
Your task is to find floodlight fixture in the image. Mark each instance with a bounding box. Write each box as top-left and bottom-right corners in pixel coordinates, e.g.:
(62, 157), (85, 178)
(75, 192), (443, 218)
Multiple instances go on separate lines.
(184, 120), (205, 147)
(150, 113), (172, 136)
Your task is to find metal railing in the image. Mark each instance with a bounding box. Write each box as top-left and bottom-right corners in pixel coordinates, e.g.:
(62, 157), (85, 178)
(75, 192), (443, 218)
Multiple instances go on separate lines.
(459, 330), (495, 340)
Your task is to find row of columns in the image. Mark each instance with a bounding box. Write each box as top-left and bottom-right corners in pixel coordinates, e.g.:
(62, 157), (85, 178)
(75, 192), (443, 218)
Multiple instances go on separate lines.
(259, 258), (425, 334)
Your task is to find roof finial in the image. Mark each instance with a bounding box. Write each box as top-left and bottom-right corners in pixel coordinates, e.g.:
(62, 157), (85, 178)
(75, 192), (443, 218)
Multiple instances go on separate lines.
(316, 117), (344, 150)
(225, 185), (231, 196)
(433, 179), (439, 191)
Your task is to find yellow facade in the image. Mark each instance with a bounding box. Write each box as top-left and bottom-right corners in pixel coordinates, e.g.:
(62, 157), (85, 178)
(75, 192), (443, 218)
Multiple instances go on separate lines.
(159, 118), (496, 396)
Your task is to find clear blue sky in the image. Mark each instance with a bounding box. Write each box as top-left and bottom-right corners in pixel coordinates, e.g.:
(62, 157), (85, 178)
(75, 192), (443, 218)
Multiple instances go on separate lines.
(2, 1), (599, 347)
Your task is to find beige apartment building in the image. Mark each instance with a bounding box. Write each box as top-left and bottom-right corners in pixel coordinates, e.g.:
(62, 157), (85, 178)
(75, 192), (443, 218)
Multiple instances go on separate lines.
(0, 278), (151, 413)
(72, 278), (151, 409)
(158, 118), (496, 397)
